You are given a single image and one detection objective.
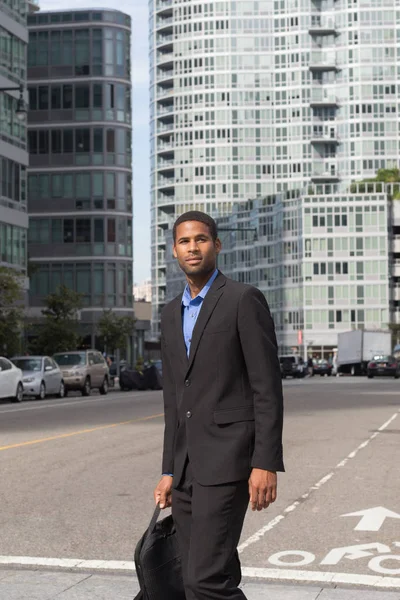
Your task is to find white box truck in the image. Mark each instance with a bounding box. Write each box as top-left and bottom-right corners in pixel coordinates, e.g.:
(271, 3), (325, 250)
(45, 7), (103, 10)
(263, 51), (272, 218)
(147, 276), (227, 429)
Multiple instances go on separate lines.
(337, 330), (392, 375)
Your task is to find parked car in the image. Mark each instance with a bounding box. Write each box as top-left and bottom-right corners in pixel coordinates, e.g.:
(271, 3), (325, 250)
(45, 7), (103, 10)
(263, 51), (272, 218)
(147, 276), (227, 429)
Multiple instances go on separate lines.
(312, 359), (333, 377)
(119, 364), (162, 391)
(367, 355), (400, 379)
(53, 350), (109, 396)
(279, 355), (307, 379)
(0, 357), (23, 402)
(11, 356), (64, 399)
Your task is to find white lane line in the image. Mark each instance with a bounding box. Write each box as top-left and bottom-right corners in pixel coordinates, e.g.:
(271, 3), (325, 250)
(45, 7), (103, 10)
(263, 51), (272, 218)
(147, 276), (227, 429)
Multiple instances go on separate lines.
(0, 556), (135, 571)
(238, 409), (399, 553)
(0, 557), (399, 589)
(241, 567), (400, 589)
(0, 392), (155, 414)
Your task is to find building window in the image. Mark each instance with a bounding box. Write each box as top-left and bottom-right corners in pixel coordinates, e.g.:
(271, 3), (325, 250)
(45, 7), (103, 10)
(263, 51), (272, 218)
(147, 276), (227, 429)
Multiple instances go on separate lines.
(51, 85), (62, 109)
(75, 29), (90, 75)
(107, 219), (116, 242)
(38, 131), (49, 154)
(106, 129), (115, 152)
(52, 219), (62, 243)
(94, 219), (104, 242)
(76, 264), (91, 303)
(94, 129), (103, 152)
(76, 173), (90, 198)
(93, 83), (103, 107)
(64, 219), (74, 243)
(51, 130), (62, 153)
(75, 128), (90, 152)
(63, 84), (73, 109)
(93, 172), (103, 197)
(63, 129), (73, 152)
(76, 219), (91, 243)
(75, 84), (90, 108)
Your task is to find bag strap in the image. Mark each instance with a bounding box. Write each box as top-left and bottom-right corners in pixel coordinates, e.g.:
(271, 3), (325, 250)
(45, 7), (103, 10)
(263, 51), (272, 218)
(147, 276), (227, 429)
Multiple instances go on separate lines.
(144, 504), (161, 541)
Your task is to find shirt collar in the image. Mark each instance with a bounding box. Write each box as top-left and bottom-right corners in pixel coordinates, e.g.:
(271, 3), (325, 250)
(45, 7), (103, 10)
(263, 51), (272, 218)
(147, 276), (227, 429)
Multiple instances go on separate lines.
(182, 269), (219, 307)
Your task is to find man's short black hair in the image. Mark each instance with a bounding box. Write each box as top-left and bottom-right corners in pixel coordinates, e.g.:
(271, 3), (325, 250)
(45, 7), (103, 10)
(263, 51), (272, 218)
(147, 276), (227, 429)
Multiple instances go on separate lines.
(173, 211), (218, 243)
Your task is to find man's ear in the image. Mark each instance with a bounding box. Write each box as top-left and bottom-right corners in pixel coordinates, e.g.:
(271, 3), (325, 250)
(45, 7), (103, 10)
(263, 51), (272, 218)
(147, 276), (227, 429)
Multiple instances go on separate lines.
(215, 237), (222, 254)
(172, 245), (177, 259)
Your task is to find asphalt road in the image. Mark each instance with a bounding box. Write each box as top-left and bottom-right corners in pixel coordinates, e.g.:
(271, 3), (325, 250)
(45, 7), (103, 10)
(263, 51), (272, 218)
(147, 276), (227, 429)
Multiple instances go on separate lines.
(0, 378), (399, 587)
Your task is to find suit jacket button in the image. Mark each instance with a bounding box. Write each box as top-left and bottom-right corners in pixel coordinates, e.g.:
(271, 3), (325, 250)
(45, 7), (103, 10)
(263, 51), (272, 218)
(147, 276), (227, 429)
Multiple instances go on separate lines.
(184, 379), (191, 387)
(186, 411), (192, 418)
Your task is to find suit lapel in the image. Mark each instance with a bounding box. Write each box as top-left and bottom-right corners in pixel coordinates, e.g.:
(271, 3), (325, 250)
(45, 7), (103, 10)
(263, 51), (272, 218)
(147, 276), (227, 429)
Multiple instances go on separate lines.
(186, 273), (226, 374)
(173, 300), (189, 369)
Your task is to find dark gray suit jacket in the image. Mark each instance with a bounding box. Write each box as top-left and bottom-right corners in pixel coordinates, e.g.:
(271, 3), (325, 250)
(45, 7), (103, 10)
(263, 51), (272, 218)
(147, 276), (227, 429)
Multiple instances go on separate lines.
(160, 271), (284, 487)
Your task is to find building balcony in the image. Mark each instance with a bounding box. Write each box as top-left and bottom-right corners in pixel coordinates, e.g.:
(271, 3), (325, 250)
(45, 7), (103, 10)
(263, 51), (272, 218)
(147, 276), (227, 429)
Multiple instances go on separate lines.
(158, 157), (174, 168)
(157, 87), (174, 99)
(392, 261), (400, 277)
(158, 174), (175, 187)
(309, 17), (337, 35)
(155, 0), (173, 15)
(310, 132), (339, 145)
(157, 52), (174, 67)
(156, 34), (173, 50)
(393, 286), (400, 301)
(309, 52), (339, 72)
(156, 17), (173, 32)
(311, 162), (340, 183)
(310, 89), (339, 108)
(157, 70), (174, 84)
(157, 140), (174, 153)
(157, 122), (174, 135)
(157, 110), (174, 125)
(158, 104), (174, 116)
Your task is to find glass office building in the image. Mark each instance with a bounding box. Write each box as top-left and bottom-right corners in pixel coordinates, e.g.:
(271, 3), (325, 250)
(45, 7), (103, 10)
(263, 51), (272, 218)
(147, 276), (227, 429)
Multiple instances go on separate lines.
(0, 0), (29, 274)
(27, 9), (134, 351)
(150, 0), (399, 337)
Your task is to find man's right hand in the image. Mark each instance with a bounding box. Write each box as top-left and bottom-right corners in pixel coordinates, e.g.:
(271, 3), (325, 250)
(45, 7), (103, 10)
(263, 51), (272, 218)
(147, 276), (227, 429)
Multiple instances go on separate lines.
(154, 476), (173, 509)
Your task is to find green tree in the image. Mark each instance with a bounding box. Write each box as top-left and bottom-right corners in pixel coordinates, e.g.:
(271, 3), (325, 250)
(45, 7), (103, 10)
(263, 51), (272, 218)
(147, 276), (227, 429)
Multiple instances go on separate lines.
(0, 267), (25, 357)
(97, 309), (135, 355)
(351, 168), (400, 198)
(33, 285), (83, 355)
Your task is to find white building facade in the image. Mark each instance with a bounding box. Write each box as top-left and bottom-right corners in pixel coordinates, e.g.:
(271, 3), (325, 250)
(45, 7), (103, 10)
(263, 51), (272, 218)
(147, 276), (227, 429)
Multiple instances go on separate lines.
(217, 183), (391, 356)
(150, 0), (399, 336)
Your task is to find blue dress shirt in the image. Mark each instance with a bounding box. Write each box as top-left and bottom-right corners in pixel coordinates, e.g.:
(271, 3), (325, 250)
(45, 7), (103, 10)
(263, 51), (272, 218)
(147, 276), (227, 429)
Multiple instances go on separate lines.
(182, 269), (219, 357)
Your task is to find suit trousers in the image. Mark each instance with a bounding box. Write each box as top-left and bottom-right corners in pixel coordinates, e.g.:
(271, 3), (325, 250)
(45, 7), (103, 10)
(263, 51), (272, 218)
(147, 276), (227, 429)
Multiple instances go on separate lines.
(172, 458), (249, 600)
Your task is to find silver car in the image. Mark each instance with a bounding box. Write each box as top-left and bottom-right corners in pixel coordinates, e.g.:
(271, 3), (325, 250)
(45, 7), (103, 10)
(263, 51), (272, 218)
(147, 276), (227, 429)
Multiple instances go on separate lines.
(11, 356), (65, 399)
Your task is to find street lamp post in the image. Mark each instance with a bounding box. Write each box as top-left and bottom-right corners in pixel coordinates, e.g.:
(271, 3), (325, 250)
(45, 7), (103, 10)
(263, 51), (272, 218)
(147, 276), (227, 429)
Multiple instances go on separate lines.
(0, 84), (27, 120)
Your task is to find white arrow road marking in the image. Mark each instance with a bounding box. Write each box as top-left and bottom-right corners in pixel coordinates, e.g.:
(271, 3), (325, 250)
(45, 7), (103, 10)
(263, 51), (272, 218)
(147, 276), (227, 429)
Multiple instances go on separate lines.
(342, 507), (400, 532)
(238, 410), (399, 553)
(321, 543), (391, 566)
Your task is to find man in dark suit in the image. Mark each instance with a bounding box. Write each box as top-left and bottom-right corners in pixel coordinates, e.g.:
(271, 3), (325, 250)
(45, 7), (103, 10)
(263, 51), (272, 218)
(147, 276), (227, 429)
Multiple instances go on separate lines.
(154, 211), (284, 600)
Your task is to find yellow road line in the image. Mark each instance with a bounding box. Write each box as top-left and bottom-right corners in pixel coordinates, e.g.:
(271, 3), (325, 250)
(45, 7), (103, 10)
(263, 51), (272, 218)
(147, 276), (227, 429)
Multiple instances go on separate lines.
(0, 412), (164, 452)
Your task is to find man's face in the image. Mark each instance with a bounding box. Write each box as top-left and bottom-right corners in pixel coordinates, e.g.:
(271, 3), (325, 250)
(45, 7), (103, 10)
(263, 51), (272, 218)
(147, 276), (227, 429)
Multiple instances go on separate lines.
(173, 221), (221, 277)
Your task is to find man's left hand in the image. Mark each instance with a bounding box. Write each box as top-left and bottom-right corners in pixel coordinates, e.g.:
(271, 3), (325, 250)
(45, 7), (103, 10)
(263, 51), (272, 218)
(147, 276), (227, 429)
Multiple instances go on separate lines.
(248, 469), (277, 511)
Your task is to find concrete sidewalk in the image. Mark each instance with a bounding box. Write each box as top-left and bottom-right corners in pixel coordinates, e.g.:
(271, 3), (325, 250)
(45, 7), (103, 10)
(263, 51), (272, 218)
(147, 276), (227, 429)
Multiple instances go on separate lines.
(0, 568), (399, 600)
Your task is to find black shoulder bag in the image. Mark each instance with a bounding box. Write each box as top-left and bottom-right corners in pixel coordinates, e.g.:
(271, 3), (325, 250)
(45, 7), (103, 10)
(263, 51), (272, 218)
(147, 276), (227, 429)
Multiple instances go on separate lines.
(133, 504), (185, 600)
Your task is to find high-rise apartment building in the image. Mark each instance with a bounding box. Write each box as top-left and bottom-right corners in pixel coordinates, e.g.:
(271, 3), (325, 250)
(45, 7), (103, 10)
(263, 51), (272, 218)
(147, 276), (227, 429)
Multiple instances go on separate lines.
(27, 9), (134, 353)
(150, 0), (399, 336)
(149, 0), (273, 334)
(0, 0), (30, 275)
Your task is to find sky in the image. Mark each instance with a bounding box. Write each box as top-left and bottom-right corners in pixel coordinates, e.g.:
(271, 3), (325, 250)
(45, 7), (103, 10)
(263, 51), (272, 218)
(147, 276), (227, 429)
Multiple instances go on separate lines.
(38, 0), (151, 284)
